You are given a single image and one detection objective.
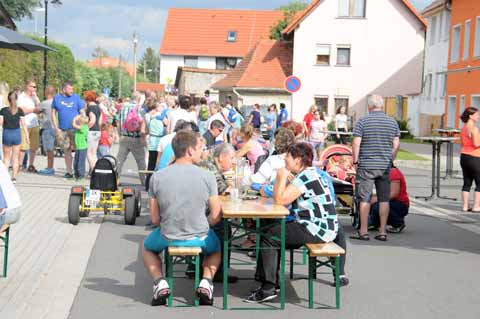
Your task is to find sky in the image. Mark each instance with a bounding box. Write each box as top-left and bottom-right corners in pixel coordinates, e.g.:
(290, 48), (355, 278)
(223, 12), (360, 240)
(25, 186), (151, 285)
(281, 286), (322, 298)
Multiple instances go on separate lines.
(17, 0), (432, 64)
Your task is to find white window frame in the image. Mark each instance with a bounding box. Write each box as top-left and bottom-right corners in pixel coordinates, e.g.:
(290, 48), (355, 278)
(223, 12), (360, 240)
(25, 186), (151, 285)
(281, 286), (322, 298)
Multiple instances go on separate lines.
(337, 0), (366, 18)
(314, 95), (329, 114)
(474, 16), (480, 58)
(336, 45), (351, 66)
(471, 94), (480, 108)
(440, 72), (447, 99)
(464, 20), (471, 60)
(451, 24), (462, 63)
(460, 95), (466, 117)
(315, 44), (331, 66)
(426, 73), (433, 99)
(443, 11), (451, 41)
(447, 95), (457, 128)
(430, 15), (437, 46)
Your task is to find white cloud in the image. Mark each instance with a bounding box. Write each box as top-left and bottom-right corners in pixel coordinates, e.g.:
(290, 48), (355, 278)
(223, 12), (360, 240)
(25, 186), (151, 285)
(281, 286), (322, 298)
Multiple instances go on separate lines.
(79, 37), (130, 51)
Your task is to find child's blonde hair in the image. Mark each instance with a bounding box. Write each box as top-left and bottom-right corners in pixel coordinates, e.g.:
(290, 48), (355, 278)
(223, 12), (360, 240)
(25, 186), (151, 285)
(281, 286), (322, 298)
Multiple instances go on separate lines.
(76, 115), (89, 125)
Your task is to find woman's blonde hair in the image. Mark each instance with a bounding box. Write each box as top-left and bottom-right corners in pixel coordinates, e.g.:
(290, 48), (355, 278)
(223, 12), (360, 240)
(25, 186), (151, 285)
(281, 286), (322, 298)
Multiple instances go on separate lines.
(309, 105), (318, 113)
(240, 123), (254, 140)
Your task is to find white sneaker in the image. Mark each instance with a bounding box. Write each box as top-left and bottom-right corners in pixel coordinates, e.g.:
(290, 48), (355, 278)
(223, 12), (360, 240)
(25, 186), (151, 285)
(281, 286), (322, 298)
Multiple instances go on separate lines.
(196, 278), (214, 305)
(151, 279), (170, 306)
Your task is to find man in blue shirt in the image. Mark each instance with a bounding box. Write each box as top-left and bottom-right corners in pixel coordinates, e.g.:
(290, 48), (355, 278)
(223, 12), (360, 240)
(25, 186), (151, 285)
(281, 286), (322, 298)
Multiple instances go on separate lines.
(277, 103), (288, 127)
(51, 82), (85, 178)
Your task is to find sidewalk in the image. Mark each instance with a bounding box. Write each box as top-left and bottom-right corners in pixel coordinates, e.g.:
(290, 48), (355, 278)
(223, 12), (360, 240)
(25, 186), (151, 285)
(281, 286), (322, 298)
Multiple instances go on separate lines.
(397, 141), (462, 173)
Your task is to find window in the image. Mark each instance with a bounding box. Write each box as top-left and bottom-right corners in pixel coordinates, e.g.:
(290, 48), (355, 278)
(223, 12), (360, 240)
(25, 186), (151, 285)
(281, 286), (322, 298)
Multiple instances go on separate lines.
(460, 96), (466, 117)
(227, 31), (237, 42)
(336, 46), (351, 66)
(443, 11), (450, 41)
(315, 44), (330, 65)
(314, 96), (328, 114)
(475, 17), (480, 57)
(472, 95), (480, 108)
(338, 0), (366, 18)
(335, 98), (349, 112)
(447, 96), (457, 128)
(426, 73), (433, 99)
(430, 16), (437, 46)
(451, 25), (461, 63)
(184, 56), (198, 68)
(464, 20), (471, 60)
(438, 73), (446, 98)
(216, 57), (237, 70)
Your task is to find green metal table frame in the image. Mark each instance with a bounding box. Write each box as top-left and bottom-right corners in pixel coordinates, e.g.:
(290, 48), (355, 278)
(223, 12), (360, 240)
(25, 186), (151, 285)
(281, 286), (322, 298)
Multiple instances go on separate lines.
(223, 217), (286, 310)
(1, 226), (9, 278)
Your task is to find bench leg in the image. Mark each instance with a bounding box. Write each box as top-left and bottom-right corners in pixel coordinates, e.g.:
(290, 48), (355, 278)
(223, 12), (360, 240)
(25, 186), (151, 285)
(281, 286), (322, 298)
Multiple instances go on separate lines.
(335, 256), (340, 309)
(194, 255), (200, 307)
(2, 228), (9, 278)
(255, 218), (260, 265)
(302, 247), (307, 265)
(289, 249), (294, 279)
(223, 220), (229, 310)
(308, 256), (315, 309)
(167, 253), (173, 307)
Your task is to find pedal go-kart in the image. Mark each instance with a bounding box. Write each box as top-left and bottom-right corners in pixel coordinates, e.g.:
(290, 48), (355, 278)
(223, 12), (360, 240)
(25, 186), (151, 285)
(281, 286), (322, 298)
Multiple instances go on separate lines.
(67, 155), (141, 225)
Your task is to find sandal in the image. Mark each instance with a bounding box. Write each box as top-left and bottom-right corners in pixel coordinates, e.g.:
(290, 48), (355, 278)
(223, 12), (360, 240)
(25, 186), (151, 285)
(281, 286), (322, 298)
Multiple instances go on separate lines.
(349, 232), (370, 241)
(374, 234), (387, 241)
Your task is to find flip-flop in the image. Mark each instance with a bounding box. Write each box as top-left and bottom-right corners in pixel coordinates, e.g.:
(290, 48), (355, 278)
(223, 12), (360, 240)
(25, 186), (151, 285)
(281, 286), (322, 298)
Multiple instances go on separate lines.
(349, 232), (370, 241)
(374, 234), (387, 241)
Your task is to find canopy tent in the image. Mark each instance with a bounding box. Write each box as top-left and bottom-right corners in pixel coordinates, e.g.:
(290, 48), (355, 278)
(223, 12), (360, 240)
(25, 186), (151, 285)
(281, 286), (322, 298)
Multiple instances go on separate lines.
(0, 26), (55, 52)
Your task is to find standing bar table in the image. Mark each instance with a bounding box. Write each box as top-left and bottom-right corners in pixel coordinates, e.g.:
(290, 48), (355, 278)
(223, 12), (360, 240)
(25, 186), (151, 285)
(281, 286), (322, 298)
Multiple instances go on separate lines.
(415, 136), (459, 201)
(433, 129), (461, 179)
(220, 196), (289, 310)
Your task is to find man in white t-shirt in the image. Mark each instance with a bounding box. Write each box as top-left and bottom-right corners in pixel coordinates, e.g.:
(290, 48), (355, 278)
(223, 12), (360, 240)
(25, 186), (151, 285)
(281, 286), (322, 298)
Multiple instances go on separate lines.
(17, 80), (41, 173)
(167, 95), (196, 133)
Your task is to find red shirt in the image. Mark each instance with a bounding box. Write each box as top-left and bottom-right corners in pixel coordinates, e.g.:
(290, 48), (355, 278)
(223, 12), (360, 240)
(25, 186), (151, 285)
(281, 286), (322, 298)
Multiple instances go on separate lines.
(99, 130), (112, 146)
(390, 168), (409, 207)
(303, 112), (315, 130)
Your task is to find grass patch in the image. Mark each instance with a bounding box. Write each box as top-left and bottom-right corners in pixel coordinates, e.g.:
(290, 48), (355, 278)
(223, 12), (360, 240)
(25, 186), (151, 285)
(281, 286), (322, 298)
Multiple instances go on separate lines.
(396, 149), (429, 161)
(400, 138), (430, 144)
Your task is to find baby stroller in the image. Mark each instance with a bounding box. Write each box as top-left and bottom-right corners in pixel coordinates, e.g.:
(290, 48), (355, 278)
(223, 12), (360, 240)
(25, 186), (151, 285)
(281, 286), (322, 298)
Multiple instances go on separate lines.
(319, 144), (359, 228)
(67, 155), (141, 225)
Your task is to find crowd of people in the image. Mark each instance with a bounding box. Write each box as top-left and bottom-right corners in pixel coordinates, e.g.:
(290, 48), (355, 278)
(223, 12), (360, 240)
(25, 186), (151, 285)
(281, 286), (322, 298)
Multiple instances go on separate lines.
(0, 82), (412, 305)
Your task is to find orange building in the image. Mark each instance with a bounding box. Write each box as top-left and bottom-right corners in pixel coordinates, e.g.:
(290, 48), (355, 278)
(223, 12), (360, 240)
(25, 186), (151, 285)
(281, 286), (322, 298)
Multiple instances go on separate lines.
(446, 0), (480, 127)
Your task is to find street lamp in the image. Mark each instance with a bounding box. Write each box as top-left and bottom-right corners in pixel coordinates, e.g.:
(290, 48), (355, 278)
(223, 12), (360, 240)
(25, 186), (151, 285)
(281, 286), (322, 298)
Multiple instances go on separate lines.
(133, 32), (138, 92)
(43, 0), (62, 94)
(33, 7), (45, 35)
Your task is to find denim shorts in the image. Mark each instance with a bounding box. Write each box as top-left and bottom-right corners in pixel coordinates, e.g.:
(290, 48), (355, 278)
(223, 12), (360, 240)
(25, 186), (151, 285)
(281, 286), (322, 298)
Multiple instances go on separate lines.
(144, 228), (220, 255)
(2, 128), (21, 146)
(41, 128), (56, 152)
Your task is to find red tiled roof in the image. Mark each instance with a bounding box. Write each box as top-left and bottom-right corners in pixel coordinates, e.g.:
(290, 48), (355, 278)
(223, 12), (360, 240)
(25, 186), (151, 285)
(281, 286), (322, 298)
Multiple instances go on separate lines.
(282, 0), (427, 35)
(212, 40), (293, 90)
(87, 57), (135, 77)
(160, 8), (284, 57)
(136, 82), (165, 92)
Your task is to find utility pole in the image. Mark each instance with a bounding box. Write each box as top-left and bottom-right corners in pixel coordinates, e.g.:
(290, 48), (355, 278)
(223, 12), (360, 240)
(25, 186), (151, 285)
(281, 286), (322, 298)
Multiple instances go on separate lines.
(118, 54), (123, 98)
(133, 32), (138, 92)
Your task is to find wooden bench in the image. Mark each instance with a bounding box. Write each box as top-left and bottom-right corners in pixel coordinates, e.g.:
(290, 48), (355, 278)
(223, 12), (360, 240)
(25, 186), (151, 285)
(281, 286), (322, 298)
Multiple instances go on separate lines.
(306, 242), (345, 309)
(165, 246), (202, 307)
(1, 224), (10, 278)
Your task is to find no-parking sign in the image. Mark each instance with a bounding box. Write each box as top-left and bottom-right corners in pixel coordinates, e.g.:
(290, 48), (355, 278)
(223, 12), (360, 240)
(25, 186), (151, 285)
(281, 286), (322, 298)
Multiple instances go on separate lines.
(284, 75), (301, 93)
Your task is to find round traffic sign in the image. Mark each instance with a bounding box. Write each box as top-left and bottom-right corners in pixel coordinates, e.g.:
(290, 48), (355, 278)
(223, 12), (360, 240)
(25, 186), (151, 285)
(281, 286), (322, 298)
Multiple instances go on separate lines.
(284, 75), (301, 93)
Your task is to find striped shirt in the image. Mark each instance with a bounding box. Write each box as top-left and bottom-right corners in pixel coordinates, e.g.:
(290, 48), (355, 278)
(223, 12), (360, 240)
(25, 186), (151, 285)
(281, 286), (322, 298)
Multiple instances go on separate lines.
(353, 111), (400, 170)
(119, 103), (146, 138)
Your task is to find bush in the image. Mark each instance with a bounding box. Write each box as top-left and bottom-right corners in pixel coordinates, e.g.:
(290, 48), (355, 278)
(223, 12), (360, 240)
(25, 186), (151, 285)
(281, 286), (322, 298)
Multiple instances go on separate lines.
(396, 119), (413, 139)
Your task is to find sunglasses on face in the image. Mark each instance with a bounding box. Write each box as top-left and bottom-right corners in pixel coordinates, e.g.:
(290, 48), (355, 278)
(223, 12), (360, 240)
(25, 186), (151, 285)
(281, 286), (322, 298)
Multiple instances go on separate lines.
(30, 85), (37, 88)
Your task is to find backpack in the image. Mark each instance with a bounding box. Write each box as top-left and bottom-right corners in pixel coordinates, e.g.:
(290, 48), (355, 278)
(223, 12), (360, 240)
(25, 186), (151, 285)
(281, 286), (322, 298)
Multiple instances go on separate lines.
(199, 104), (209, 121)
(227, 107), (237, 123)
(123, 105), (143, 132)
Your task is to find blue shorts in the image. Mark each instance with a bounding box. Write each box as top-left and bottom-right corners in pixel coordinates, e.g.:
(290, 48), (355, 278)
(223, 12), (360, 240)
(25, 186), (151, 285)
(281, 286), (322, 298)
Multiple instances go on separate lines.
(144, 228), (220, 255)
(2, 128), (21, 146)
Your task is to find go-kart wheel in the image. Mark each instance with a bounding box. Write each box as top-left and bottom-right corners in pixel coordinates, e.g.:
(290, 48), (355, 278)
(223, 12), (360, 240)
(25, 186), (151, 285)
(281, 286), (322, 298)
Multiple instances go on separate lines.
(124, 195), (136, 225)
(134, 190), (141, 217)
(68, 194), (82, 225)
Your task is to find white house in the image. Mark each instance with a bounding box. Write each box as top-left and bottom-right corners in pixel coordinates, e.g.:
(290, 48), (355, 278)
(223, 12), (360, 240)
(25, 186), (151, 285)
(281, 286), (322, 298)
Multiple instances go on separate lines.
(408, 0), (450, 136)
(159, 8), (283, 87)
(282, 0), (426, 121)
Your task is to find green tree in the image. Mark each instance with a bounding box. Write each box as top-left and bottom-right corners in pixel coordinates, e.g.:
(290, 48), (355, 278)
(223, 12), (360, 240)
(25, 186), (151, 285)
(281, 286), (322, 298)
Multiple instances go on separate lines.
(73, 61), (100, 93)
(0, 34), (75, 98)
(96, 68), (113, 92)
(138, 47), (159, 83)
(2, 0), (40, 20)
(107, 67), (133, 98)
(270, 1), (308, 40)
(91, 46), (109, 59)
